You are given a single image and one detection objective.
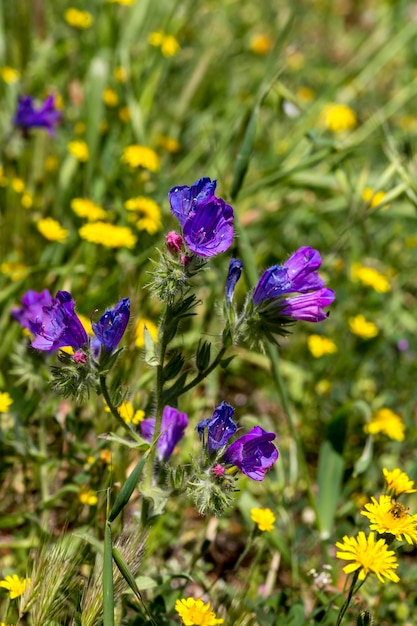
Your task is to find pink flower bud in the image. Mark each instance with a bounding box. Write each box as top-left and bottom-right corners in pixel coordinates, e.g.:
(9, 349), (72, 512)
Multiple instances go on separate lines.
(166, 231), (183, 255)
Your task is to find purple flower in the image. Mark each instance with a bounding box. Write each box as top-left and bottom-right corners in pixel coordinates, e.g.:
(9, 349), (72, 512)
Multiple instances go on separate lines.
(92, 298), (130, 353)
(196, 401), (237, 453)
(29, 291), (88, 351)
(226, 258), (243, 304)
(252, 247), (335, 322)
(12, 289), (55, 332)
(140, 405), (188, 461)
(224, 426), (278, 481)
(168, 177), (234, 258)
(14, 95), (61, 135)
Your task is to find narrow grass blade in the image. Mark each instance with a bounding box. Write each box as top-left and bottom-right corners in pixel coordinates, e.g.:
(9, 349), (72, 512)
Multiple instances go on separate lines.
(103, 522), (114, 626)
(108, 455), (147, 523)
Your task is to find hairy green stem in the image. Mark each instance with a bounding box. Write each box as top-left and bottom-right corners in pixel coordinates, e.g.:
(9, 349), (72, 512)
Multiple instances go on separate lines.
(99, 375), (143, 444)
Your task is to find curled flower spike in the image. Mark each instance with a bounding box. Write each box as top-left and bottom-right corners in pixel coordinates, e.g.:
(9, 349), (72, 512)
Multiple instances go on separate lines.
(140, 405), (188, 461)
(92, 298), (130, 353)
(14, 95), (61, 135)
(196, 401), (237, 453)
(224, 426), (278, 481)
(168, 177), (234, 258)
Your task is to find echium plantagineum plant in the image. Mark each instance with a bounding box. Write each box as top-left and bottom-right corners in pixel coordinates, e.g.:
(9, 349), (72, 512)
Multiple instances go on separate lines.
(11, 175), (335, 623)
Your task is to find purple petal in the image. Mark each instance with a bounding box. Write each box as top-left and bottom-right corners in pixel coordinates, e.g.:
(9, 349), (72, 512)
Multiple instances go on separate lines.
(92, 297), (130, 352)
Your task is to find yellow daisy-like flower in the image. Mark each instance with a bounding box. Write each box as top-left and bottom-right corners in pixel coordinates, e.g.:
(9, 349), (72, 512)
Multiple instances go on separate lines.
(124, 196), (162, 234)
(118, 402), (145, 425)
(297, 86), (315, 103)
(362, 187), (387, 209)
(135, 318), (158, 348)
(348, 314), (378, 339)
(119, 106), (131, 122)
(351, 263), (390, 293)
(157, 135), (180, 153)
(250, 507), (276, 532)
(68, 140), (89, 162)
(37, 218), (69, 243)
(307, 334), (337, 358)
(0, 392), (13, 413)
(161, 35), (180, 57)
(0, 262), (27, 282)
(11, 178), (25, 194)
(79, 222), (137, 249)
(0, 66), (20, 84)
(64, 8), (93, 29)
(121, 145), (160, 171)
(361, 495), (417, 544)
(79, 486), (98, 506)
(103, 88), (119, 107)
(44, 155), (59, 172)
(114, 66), (128, 82)
(175, 597), (224, 626)
(21, 192), (33, 209)
(148, 30), (164, 47)
(250, 34), (273, 55)
(383, 468), (416, 496)
(0, 574), (30, 599)
(71, 198), (108, 221)
(335, 531), (399, 584)
(319, 103), (357, 133)
(100, 449), (112, 464)
(364, 408), (405, 441)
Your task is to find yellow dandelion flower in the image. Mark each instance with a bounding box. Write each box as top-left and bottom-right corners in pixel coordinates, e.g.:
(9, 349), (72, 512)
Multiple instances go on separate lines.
(315, 379), (331, 395)
(79, 222), (137, 249)
(175, 597), (224, 626)
(100, 449), (112, 464)
(351, 263), (390, 293)
(103, 88), (118, 107)
(71, 198), (108, 221)
(348, 314), (378, 339)
(79, 487), (98, 506)
(118, 402), (145, 425)
(157, 135), (180, 153)
(0, 66), (20, 84)
(250, 34), (273, 55)
(37, 218), (69, 243)
(21, 192), (33, 209)
(362, 187), (387, 209)
(136, 317), (158, 348)
(124, 196), (162, 234)
(1, 262), (27, 281)
(336, 532), (399, 583)
(44, 155), (59, 172)
(383, 468), (416, 496)
(297, 86), (315, 103)
(118, 106), (131, 122)
(0, 392), (13, 413)
(161, 35), (180, 57)
(319, 103), (357, 132)
(121, 145), (159, 171)
(64, 8), (93, 29)
(148, 30), (165, 47)
(250, 507), (276, 532)
(364, 408), (405, 441)
(11, 178), (25, 194)
(114, 66), (128, 82)
(68, 140), (89, 161)
(361, 495), (417, 544)
(0, 574), (30, 599)
(307, 334), (337, 358)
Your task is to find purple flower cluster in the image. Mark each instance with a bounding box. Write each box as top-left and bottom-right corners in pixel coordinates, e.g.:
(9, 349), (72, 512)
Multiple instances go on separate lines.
(14, 95), (61, 136)
(12, 289), (129, 355)
(140, 405), (188, 461)
(196, 402), (278, 481)
(168, 177), (234, 258)
(253, 247), (335, 323)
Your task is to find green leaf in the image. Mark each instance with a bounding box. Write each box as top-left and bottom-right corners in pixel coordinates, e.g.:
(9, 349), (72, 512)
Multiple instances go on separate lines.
(316, 440), (344, 539)
(108, 455), (147, 522)
(103, 522), (115, 626)
(143, 325), (159, 366)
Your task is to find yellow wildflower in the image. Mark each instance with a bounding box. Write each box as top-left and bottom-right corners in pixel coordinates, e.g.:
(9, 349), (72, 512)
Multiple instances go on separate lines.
(364, 408), (405, 441)
(37, 218), (69, 243)
(44, 155), (59, 172)
(148, 31), (164, 47)
(64, 8), (93, 29)
(315, 379), (331, 395)
(319, 103), (357, 132)
(175, 597), (224, 625)
(0, 66), (20, 84)
(68, 140), (89, 161)
(100, 449), (112, 464)
(250, 34), (273, 55)
(124, 196), (162, 234)
(79, 222), (137, 248)
(0, 262), (27, 281)
(71, 198), (108, 221)
(21, 192), (33, 209)
(351, 263), (390, 293)
(135, 318), (158, 348)
(108, 0), (136, 4)
(119, 402), (145, 425)
(307, 335), (337, 358)
(297, 86), (315, 103)
(361, 495), (417, 544)
(398, 114), (417, 131)
(11, 178), (25, 194)
(250, 507), (276, 532)
(121, 145), (159, 171)
(348, 314), (378, 339)
(114, 66), (128, 82)
(157, 135), (180, 153)
(0, 392), (13, 413)
(79, 486), (98, 506)
(0, 574), (30, 599)
(362, 187), (387, 209)
(383, 468), (416, 497)
(103, 88), (118, 107)
(118, 106), (131, 122)
(286, 49), (304, 71)
(335, 531), (399, 583)
(148, 31), (180, 57)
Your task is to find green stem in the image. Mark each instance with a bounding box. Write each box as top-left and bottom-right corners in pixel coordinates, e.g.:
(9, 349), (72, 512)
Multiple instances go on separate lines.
(176, 344), (227, 399)
(39, 412), (50, 530)
(335, 571), (364, 626)
(99, 375), (143, 444)
(233, 527), (258, 573)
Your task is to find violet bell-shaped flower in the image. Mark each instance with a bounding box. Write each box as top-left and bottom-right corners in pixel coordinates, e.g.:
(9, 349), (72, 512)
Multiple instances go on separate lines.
(140, 405), (188, 461)
(14, 95), (61, 136)
(92, 298), (130, 353)
(168, 177), (234, 258)
(224, 426), (279, 481)
(196, 401), (237, 453)
(29, 290), (88, 351)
